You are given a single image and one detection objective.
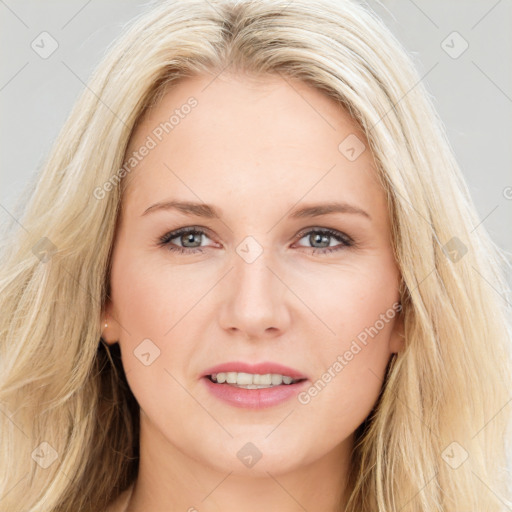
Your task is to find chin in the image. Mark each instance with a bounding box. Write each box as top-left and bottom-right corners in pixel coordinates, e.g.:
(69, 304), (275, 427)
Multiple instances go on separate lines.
(207, 437), (308, 475)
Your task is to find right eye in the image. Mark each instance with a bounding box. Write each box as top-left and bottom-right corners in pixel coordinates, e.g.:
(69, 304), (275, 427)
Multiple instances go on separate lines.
(157, 226), (216, 254)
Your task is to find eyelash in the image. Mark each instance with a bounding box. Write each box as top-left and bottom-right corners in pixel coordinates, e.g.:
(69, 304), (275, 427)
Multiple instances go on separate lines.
(156, 226), (355, 255)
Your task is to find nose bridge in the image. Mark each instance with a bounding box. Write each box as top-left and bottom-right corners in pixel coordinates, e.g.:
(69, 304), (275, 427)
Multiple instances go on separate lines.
(218, 236), (291, 336)
(232, 238), (279, 303)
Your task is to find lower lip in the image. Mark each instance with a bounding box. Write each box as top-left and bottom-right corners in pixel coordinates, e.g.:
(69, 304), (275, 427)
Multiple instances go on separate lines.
(202, 377), (309, 409)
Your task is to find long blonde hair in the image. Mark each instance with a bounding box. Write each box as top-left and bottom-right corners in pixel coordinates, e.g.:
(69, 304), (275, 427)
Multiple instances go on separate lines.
(1, 0), (511, 510)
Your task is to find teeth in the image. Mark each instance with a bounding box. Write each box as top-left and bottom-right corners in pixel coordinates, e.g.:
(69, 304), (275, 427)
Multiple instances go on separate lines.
(226, 372), (237, 384)
(271, 374), (282, 385)
(253, 373), (271, 385)
(210, 372), (301, 388)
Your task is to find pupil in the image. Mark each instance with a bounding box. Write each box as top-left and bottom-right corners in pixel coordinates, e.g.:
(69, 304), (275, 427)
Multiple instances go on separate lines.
(311, 233), (329, 248)
(182, 232), (201, 248)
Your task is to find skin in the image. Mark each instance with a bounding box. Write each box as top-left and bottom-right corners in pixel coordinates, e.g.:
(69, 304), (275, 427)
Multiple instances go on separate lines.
(102, 71), (404, 512)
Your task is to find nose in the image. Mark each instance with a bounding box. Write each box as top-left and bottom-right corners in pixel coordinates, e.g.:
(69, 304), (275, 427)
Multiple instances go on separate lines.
(218, 246), (292, 340)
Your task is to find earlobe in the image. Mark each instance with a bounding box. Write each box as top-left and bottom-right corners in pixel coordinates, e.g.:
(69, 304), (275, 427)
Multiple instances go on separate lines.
(101, 302), (120, 345)
(101, 315), (110, 344)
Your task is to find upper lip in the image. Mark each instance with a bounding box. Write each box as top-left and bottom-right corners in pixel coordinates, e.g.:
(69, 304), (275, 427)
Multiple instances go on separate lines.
(202, 361), (308, 380)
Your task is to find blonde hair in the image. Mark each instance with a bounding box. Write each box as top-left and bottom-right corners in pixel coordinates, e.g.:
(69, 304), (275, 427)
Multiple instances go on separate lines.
(1, 0), (511, 510)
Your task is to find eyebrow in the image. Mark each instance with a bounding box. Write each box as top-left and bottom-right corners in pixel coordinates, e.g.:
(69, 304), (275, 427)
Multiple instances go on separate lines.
(141, 200), (371, 220)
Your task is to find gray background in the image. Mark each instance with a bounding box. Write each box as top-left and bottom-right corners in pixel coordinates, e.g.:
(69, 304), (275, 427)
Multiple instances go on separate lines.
(1, 0), (511, 256)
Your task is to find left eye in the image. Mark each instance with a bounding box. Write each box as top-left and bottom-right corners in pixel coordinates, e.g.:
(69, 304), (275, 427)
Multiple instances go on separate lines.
(157, 227), (354, 255)
(294, 227), (354, 253)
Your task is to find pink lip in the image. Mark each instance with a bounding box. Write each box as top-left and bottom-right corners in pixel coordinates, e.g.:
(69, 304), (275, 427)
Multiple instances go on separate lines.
(202, 377), (308, 409)
(201, 361), (307, 380)
(200, 361), (309, 410)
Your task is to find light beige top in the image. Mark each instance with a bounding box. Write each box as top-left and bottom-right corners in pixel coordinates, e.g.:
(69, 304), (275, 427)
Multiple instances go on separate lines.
(104, 483), (134, 512)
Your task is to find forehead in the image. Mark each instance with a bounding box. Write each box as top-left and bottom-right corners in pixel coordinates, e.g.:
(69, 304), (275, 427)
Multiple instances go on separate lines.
(121, 72), (385, 221)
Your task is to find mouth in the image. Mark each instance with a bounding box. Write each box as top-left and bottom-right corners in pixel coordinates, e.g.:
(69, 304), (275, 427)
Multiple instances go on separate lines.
(206, 372), (307, 389)
(201, 361), (308, 387)
(201, 367), (310, 409)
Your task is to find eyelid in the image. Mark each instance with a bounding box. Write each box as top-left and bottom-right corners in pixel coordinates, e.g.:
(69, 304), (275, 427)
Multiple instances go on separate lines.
(292, 227), (354, 252)
(294, 225), (353, 242)
(158, 225), (217, 246)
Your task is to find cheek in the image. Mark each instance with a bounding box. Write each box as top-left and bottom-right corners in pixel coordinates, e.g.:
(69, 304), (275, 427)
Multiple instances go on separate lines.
(299, 364), (385, 447)
(301, 257), (399, 342)
(110, 247), (209, 339)
(109, 250), (201, 414)
(297, 317), (397, 446)
(297, 258), (399, 416)
(109, 247), (214, 395)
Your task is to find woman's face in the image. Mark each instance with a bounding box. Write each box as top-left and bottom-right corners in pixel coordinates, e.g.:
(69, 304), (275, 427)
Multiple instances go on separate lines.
(104, 72), (403, 479)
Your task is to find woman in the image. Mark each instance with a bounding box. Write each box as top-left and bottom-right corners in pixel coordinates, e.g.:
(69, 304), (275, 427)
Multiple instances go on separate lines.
(1, 0), (511, 511)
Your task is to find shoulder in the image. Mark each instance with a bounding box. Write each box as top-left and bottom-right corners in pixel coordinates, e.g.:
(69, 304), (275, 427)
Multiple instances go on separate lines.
(103, 484), (134, 512)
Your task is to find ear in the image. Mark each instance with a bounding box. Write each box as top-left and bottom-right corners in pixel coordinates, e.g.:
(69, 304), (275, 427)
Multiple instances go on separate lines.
(101, 298), (121, 346)
(388, 304), (405, 354)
